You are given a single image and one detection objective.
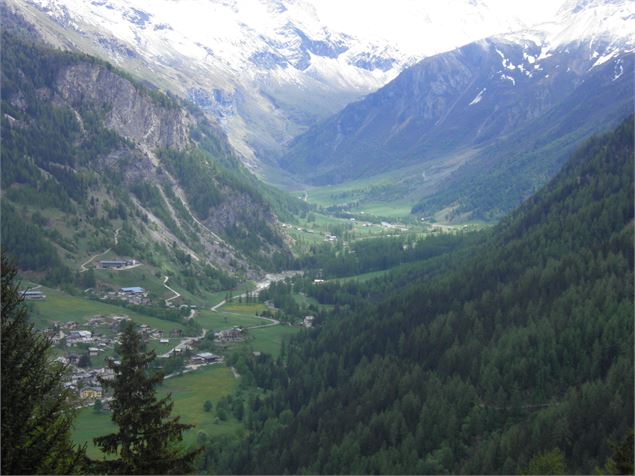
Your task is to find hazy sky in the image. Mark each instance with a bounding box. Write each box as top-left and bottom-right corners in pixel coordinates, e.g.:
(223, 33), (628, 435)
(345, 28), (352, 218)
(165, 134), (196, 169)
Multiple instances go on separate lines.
(309, 0), (567, 56)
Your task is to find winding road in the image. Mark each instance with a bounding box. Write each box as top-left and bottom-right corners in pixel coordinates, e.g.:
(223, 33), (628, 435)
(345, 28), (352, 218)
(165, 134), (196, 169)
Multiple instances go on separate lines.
(163, 275), (181, 305)
(161, 271), (298, 359)
(79, 228), (121, 272)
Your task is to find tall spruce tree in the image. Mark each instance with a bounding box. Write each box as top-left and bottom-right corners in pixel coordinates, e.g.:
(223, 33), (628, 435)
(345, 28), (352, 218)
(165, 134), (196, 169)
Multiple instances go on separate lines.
(1, 251), (85, 474)
(93, 321), (199, 474)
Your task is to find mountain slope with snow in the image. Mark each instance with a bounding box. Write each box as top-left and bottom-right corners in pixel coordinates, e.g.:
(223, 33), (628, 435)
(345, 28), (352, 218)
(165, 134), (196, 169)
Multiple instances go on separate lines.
(5, 0), (557, 172)
(280, 0), (635, 220)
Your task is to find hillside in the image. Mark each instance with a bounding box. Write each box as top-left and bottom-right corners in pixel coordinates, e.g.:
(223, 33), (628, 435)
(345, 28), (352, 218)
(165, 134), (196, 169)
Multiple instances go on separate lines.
(280, 0), (634, 221)
(202, 117), (634, 473)
(0, 30), (297, 294)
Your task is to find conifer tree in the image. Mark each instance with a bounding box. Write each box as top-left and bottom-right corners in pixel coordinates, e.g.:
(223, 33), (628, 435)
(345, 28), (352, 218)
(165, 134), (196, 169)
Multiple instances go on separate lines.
(93, 320), (199, 474)
(1, 251), (85, 474)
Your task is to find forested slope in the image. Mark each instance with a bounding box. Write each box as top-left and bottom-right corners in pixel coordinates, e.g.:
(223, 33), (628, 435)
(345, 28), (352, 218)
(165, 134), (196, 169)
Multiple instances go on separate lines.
(1, 30), (299, 286)
(202, 118), (634, 474)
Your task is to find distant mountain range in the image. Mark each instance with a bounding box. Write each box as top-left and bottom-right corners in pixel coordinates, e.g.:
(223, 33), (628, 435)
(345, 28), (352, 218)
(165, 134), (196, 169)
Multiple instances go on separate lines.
(5, 0), (545, 171)
(280, 0), (635, 220)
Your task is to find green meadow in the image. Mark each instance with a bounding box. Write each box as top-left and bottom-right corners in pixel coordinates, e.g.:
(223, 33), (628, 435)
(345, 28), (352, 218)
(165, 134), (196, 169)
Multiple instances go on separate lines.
(73, 365), (239, 458)
(27, 286), (185, 333)
(194, 309), (263, 332)
(245, 325), (299, 358)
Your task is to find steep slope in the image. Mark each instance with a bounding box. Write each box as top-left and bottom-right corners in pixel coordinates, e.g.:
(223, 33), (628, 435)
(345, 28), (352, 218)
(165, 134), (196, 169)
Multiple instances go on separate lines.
(6, 0), (549, 170)
(1, 30), (294, 290)
(204, 117), (634, 474)
(281, 0), (634, 220)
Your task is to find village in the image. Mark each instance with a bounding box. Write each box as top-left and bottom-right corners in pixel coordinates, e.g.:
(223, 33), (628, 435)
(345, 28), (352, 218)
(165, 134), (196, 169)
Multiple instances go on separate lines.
(39, 313), (252, 406)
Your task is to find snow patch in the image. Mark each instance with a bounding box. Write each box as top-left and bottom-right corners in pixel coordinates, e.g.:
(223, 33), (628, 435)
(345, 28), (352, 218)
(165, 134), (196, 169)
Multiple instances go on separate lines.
(613, 60), (624, 81)
(468, 88), (486, 106)
(500, 74), (516, 85)
(591, 48), (619, 69)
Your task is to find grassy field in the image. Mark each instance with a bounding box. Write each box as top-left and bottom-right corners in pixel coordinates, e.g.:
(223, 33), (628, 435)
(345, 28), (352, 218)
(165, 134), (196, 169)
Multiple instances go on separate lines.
(73, 365), (240, 457)
(161, 365), (241, 446)
(94, 266), (168, 298)
(221, 303), (266, 314)
(195, 310), (263, 332)
(245, 325), (300, 358)
(27, 286), (185, 333)
(72, 409), (117, 459)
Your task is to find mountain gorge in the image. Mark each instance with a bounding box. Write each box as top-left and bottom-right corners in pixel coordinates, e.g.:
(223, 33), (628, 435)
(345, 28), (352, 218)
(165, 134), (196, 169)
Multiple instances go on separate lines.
(281, 0), (634, 220)
(1, 26), (295, 289)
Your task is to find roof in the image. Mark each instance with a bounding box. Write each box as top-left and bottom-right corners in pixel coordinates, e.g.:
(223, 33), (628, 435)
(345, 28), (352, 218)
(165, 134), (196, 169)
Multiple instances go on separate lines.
(121, 287), (145, 293)
(197, 352), (218, 359)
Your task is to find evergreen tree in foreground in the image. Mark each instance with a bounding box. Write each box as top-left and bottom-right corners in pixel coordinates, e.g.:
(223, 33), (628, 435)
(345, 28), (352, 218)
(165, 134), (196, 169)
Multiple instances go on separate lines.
(93, 321), (200, 474)
(1, 251), (85, 474)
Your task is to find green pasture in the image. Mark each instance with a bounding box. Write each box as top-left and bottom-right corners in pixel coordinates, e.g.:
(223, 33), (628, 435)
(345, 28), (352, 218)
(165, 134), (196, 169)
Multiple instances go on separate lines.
(221, 303), (266, 314)
(244, 325), (299, 358)
(27, 286), (184, 333)
(194, 310), (263, 331)
(73, 365), (239, 457)
(94, 266), (167, 298)
(72, 409), (117, 460)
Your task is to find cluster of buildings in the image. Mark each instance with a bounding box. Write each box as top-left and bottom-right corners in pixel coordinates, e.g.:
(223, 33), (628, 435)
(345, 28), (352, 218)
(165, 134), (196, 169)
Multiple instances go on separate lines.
(44, 314), (188, 402)
(214, 326), (246, 343)
(47, 328), (109, 351)
(102, 286), (149, 305)
(303, 315), (315, 328)
(55, 358), (115, 402)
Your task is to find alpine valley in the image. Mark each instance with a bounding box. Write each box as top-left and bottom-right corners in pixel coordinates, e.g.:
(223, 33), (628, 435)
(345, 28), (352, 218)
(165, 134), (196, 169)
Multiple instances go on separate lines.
(0, 1), (633, 475)
(281, 0), (635, 221)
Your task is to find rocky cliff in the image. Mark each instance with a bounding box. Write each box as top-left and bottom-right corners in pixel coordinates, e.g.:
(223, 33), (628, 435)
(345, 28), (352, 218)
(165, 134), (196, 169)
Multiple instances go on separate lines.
(54, 63), (192, 151)
(1, 30), (293, 289)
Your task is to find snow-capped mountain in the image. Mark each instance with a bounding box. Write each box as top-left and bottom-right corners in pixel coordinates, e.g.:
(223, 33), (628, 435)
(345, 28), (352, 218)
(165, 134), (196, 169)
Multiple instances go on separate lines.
(5, 0), (557, 172)
(279, 0), (634, 219)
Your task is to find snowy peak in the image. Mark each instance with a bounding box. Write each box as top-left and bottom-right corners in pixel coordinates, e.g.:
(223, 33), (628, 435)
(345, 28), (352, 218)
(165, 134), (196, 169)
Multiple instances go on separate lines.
(10, 0), (558, 169)
(8, 0), (632, 173)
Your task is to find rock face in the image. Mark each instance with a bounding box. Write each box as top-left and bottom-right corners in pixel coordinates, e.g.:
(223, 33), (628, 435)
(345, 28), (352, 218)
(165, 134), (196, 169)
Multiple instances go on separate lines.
(55, 63), (191, 151)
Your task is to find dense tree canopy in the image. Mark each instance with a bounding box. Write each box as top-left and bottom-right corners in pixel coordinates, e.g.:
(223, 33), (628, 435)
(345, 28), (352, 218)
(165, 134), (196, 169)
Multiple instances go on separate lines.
(198, 118), (634, 474)
(1, 252), (85, 474)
